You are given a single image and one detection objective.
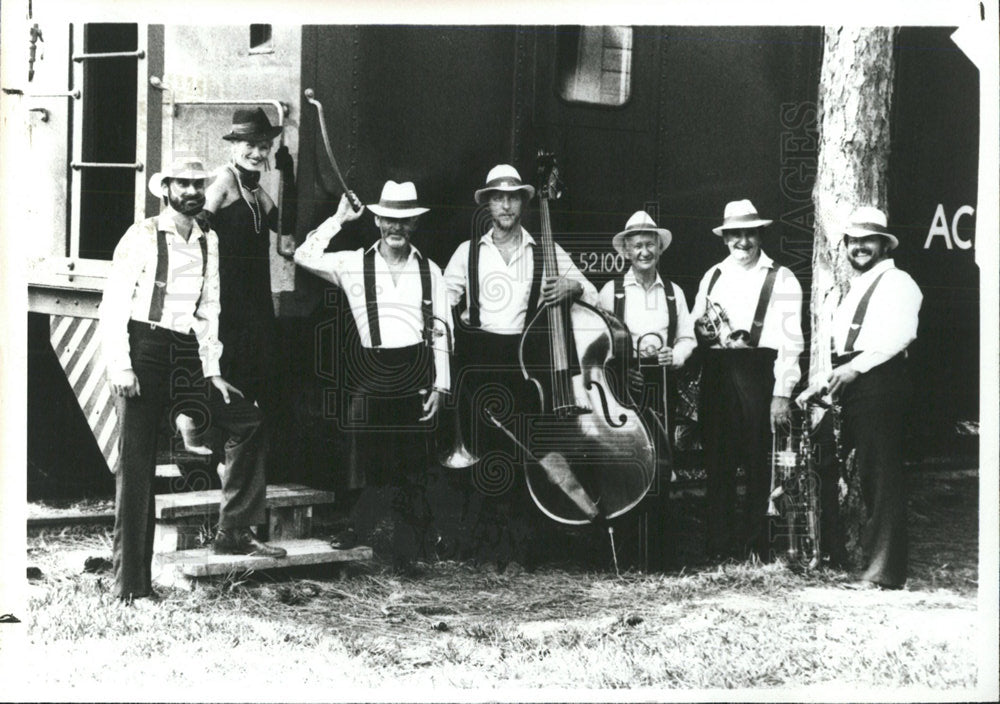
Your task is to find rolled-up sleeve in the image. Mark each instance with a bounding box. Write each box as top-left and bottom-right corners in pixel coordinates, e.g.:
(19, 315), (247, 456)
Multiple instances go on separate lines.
(671, 284), (697, 367)
(430, 262), (452, 394)
(98, 224), (146, 375)
(554, 243), (598, 306)
(193, 230), (223, 378)
(770, 267), (804, 397)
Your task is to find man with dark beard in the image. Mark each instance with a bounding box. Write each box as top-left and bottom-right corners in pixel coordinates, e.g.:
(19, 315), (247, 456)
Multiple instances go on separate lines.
(798, 206), (922, 589)
(99, 157), (286, 603)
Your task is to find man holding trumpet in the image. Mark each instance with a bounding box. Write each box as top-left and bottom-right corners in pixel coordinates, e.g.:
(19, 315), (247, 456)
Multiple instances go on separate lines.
(691, 199), (804, 562)
(598, 210), (696, 571)
(797, 207), (921, 590)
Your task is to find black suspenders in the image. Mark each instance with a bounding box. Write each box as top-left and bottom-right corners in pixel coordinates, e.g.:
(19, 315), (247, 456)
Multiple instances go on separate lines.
(705, 264), (778, 348)
(464, 236), (544, 330)
(843, 270), (889, 353)
(614, 275), (677, 345)
(148, 224), (208, 323)
(363, 247), (432, 348)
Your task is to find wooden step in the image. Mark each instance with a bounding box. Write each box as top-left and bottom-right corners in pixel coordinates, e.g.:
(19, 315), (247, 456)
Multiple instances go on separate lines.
(153, 539), (372, 590)
(155, 483), (335, 520)
(154, 483), (337, 554)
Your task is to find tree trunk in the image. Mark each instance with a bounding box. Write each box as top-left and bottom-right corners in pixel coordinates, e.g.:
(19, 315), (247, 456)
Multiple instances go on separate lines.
(811, 27), (896, 567)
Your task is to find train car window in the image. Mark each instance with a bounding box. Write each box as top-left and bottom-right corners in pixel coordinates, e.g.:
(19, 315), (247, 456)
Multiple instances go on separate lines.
(249, 24), (274, 54)
(78, 23), (138, 261)
(556, 26), (633, 107)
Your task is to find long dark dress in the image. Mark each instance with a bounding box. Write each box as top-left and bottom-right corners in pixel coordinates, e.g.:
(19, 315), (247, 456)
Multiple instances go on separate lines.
(213, 193), (278, 411)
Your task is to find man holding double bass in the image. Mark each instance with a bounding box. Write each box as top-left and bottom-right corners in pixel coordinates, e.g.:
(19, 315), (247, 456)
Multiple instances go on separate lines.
(443, 163), (598, 566)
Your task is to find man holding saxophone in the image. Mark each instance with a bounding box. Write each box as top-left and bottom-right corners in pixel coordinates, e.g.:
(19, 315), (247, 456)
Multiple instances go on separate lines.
(797, 207), (921, 590)
(691, 199), (804, 562)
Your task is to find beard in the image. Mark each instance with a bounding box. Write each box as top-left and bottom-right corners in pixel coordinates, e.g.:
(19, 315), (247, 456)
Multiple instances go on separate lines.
(847, 249), (881, 272)
(168, 192), (205, 216)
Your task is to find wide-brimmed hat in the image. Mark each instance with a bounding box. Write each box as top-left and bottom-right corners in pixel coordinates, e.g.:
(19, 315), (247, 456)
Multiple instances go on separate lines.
(712, 199), (773, 236)
(367, 180), (429, 218)
(612, 211), (673, 255)
(841, 206), (898, 250)
(147, 156), (214, 197)
(221, 107), (283, 143)
(474, 164), (536, 205)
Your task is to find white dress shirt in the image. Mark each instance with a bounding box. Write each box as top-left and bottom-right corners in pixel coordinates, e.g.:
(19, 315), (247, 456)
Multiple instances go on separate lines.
(294, 217), (451, 393)
(832, 258), (922, 374)
(691, 250), (804, 397)
(597, 269), (696, 366)
(99, 210), (222, 378)
(444, 227), (599, 334)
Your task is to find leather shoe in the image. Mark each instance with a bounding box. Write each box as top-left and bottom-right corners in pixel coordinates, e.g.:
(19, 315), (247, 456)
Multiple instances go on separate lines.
(329, 528), (358, 550)
(213, 529), (287, 558)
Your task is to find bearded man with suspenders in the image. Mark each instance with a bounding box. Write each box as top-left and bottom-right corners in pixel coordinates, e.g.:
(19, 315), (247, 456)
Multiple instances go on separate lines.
(798, 207), (922, 589)
(294, 183), (450, 568)
(597, 211), (696, 571)
(692, 199), (804, 562)
(99, 157), (286, 603)
(443, 164), (598, 566)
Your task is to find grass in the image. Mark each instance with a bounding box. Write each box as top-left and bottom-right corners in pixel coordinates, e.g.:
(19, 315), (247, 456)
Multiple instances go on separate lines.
(7, 472), (986, 699)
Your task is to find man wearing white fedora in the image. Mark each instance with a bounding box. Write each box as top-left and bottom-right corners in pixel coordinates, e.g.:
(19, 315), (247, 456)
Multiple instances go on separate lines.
(99, 156), (287, 602)
(598, 210), (696, 570)
(294, 182), (450, 566)
(443, 163), (598, 566)
(797, 206), (922, 589)
(691, 198), (804, 561)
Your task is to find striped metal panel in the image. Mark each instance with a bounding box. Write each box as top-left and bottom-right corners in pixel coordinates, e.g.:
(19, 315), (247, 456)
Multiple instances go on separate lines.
(49, 315), (119, 473)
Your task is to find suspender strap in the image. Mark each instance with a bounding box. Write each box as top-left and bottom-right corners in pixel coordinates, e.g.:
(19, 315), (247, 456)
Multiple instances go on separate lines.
(193, 235), (208, 311)
(467, 237), (480, 328)
(844, 270), (888, 353)
(363, 248), (381, 347)
(613, 276), (625, 319)
(148, 229), (169, 322)
(706, 267), (722, 296)
(748, 267), (778, 348)
(524, 242), (544, 327)
(664, 279), (677, 345)
(418, 255), (433, 346)
(614, 275), (678, 344)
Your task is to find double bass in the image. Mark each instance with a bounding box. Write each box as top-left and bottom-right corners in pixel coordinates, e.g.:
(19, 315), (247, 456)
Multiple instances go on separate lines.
(489, 153), (656, 525)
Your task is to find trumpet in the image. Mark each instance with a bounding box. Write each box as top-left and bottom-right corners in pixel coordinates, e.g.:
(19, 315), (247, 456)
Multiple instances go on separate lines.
(767, 406), (821, 569)
(429, 313), (480, 469)
(696, 297), (750, 348)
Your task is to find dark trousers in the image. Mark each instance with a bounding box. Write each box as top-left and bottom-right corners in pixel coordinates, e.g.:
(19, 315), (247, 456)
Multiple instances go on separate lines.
(343, 344), (434, 564)
(112, 321), (267, 599)
(453, 329), (544, 565)
(617, 365), (677, 571)
(839, 357), (910, 587)
(700, 348), (777, 559)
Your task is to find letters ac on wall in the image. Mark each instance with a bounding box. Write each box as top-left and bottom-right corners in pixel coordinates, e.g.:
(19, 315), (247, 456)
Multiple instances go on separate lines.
(924, 204), (975, 250)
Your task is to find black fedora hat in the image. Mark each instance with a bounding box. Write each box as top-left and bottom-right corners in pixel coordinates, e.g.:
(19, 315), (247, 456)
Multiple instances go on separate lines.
(222, 107), (282, 142)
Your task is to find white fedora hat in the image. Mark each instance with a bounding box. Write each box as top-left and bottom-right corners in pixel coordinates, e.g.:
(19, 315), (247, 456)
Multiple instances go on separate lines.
(842, 206), (898, 250)
(147, 156), (214, 198)
(712, 199), (773, 236)
(367, 180), (430, 218)
(474, 164), (536, 205)
(612, 211), (673, 255)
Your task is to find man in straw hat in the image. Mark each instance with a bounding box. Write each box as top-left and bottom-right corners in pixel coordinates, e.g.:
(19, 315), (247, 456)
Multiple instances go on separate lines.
(294, 183), (450, 570)
(797, 206), (922, 589)
(443, 164), (598, 568)
(598, 210), (696, 571)
(99, 156), (287, 602)
(691, 198), (804, 562)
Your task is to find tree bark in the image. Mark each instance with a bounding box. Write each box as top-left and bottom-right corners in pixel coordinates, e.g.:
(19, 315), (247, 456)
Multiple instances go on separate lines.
(811, 26), (896, 567)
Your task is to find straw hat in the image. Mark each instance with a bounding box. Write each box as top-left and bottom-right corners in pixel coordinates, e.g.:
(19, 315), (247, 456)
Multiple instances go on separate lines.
(612, 211), (673, 255)
(147, 157), (214, 197)
(712, 199), (773, 236)
(367, 180), (429, 218)
(842, 206), (898, 250)
(474, 164), (536, 205)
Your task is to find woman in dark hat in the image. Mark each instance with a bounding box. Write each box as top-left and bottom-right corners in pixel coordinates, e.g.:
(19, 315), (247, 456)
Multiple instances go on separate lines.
(176, 107), (284, 458)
